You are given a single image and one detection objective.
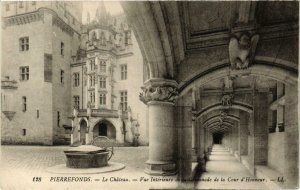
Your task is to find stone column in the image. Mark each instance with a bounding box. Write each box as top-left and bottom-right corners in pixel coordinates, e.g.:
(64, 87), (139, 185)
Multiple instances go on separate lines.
(253, 91), (268, 165)
(176, 97), (193, 181)
(284, 84), (298, 188)
(232, 123), (239, 157)
(247, 90), (269, 174)
(140, 78), (178, 176)
(239, 111), (248, 156)
(191, 117), (197, 161)
(198, 120), (206, 171)
(85, 119), (90, 144)
(276, 83), (284, 132)
(71, 119), (74, 145)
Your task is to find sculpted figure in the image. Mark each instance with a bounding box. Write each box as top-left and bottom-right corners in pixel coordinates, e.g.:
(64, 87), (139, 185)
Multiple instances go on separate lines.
(229, 33), (259, 70)
(221, 94), (233, 107)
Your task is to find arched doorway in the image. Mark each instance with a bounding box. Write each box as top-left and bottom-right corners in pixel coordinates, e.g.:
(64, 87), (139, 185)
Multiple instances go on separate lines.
(93, 120), (116, 140)
(80, 120), (87, 145)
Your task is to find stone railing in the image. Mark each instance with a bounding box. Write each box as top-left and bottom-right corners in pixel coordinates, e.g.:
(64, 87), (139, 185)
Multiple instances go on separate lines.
(77, 109), (121, 118)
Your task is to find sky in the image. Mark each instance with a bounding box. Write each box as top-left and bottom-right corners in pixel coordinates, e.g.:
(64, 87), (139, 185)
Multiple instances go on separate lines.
(82, 1), (123, 24)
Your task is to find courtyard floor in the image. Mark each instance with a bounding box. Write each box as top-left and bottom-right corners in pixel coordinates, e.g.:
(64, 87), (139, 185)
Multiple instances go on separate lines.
(1, 145), (271, 190)
(0, 145), (179, 190)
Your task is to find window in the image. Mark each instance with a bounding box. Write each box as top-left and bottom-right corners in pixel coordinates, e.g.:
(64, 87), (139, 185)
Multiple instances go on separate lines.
(89, 92), (95, 103)
(89, 75), (95, 87)
(121, 65), (127, 80)
(60, 70), (64, 84)
(74, 72), (80, 87)
(100, 61), (106, 73)
(19, 37), (29, 51)
(22, 96), (27, 112)
(100, 32), (106, 45)
(61, 42), (64, 56)
(37, 109), (39, 118)
(99, 77), (106, 88)
(73, 96), (80, 108)
(57, 111), (60, 126)
(19, 2), (24, 8)
(90, 59), (95, 71)
(20, 66), (29, 81)
(6, 4), (10, 11)
(22, 129), (26, 136)
(100, 93), (106, 105)
(120, 91), (127, 111)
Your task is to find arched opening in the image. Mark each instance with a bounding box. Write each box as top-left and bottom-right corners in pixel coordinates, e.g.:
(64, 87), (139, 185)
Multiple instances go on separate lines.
(93, 120), (116, 140)
(213, 132), (223, 144)
(79, 120), (87, 145)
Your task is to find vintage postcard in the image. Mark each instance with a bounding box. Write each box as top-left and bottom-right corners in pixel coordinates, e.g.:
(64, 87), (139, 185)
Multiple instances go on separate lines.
(0, 1), (299, 190)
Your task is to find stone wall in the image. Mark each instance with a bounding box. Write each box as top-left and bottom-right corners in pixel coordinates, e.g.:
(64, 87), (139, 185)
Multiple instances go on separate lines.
(267, 132), (285, 174)
(1, 15), (53, 145)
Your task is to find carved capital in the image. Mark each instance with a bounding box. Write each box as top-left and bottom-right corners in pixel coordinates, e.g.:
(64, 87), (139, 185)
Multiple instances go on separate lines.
(139, 78), (178, 104)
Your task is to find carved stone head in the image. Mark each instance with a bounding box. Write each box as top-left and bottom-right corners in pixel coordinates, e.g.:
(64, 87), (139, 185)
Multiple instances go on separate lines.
(239, 34), (250, 49)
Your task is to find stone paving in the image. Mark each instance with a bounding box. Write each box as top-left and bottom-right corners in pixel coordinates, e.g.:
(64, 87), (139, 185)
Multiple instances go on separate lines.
(1, 145), (271, 190)
(0, 145), (179, 190)
(195, 145), (268, 189)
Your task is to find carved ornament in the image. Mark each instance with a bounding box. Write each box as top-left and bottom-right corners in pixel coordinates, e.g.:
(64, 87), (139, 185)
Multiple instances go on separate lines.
(139, 79), (178, 104)
(229, 33), (259, 70)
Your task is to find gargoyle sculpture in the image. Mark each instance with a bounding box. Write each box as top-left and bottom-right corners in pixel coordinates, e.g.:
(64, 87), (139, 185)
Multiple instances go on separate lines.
(229, 33), (259, 70)
(221, 93), (234, 107)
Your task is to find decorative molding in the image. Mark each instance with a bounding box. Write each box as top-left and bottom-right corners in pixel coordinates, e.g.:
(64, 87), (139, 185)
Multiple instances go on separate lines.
(3, 11), (43, 28)
(2, 111), (16, 121)
(1, 80), (18, 89)
(52, 15), (74, 36)
(139, 78), (178, 104)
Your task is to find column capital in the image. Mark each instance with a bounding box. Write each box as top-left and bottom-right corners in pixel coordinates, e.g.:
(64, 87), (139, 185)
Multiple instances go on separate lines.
(139, 78), (178, 104)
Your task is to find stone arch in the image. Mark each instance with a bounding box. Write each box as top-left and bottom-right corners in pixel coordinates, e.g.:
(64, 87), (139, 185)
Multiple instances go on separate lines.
(205, 121), (234, 129)
(178, 59), (298, 96)
(196, 102), (253, 118)
(91, 119), (117, 140)
(209, 125), (230, 133)
(203, 114), (240, 127)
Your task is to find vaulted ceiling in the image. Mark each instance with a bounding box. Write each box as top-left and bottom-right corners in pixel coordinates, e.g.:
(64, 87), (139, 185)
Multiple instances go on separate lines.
(121, 1), (298, 80)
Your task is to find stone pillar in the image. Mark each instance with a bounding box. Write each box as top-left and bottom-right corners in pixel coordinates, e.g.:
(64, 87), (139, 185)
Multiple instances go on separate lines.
(247, 91), (269, 174)
(232, 123), (239, 157)
(177, 97), (193, 181)
(284, 84), (298, 188)
(85, 120), (90, 144)
(140, 78), (178, 175)
(71, 119), (74, 145)
(253, 91), (268, 165)
(198, 120), (206, 171)
(126, 107), (133, 143)
(239, 111), (248, 156)
(116, 118), (125, 144)
(191, 117), (197, 161)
